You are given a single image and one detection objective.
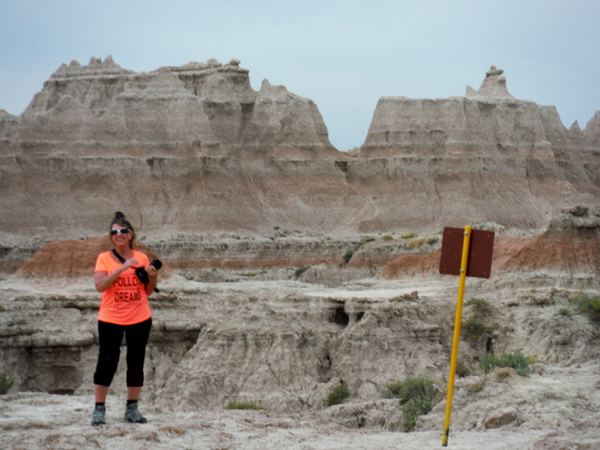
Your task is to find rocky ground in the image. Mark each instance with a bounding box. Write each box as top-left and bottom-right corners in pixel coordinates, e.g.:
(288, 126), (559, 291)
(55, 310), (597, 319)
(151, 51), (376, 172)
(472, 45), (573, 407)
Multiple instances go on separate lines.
(2, 391), (597, 450)
(1, 243), (600, 449)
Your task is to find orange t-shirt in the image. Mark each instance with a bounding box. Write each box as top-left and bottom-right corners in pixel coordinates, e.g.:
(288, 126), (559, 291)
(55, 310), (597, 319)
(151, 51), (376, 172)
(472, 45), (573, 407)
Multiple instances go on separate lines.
(94, 250), (152, 325)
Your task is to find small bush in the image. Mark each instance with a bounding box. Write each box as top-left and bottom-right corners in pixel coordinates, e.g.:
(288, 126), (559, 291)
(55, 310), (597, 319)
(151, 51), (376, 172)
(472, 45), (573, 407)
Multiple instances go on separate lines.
(573, 291), (600, 322)
(294, 266), (310, 277)
(463, 317), (498, 341)
(225, 401), (263, 410)
(0, 371), (14, 395)
(382, 235), (394, 241)
(426, 237), (438, 245)
(464, 317), (486, 340)
(240, 272), (257, 277)
(401, 233), (417, 239)
(405, 240), (425, 250)
(384, 376), (439, 432)
(465, 376), (487, 393)
(343, 249), (354, 264)
(326, 382), (351, 406)
(361, 237), (376, 243)
(558, 307), (571, 316)
(493, 367), (515, 380)
(465, 298), (492, 316)
(481, 350), (539, 376)
(455, 360), (470, 378)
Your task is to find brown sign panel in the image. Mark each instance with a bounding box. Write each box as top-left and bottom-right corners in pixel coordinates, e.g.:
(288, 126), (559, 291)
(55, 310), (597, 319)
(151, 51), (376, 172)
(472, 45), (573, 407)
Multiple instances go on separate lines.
(439, 227), (495, 278)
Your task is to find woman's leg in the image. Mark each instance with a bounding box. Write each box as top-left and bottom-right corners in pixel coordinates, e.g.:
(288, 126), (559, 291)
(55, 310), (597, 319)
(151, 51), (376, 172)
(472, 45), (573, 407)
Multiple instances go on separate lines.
(95, 385), (109, 403)
(123, 318), (152, 423)
(92, 321), (124, 426)
(127, 386), (141, 401)
(124, 317), (152, 395)
(93, 321), (125, 390)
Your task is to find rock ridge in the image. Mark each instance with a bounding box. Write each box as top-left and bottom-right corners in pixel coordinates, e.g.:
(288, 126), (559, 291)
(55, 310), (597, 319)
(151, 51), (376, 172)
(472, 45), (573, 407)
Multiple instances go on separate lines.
(0, 62), (599, 237)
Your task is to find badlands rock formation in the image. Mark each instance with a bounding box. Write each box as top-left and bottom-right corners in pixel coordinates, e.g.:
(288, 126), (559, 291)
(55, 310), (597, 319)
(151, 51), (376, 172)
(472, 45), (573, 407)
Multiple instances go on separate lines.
(358, 65), (600, 231)
(0, 56), (342, 242)
(1, 57), (600, 446)
(1, 208), (600, 449)
(0, 59), (599, 248)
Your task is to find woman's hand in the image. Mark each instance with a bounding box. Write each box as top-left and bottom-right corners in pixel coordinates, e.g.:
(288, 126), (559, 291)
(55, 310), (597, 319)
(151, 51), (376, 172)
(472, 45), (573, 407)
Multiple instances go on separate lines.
(94, 258), (141, 292)
(146, 265), (158, 278)
(144, 264), (158, 295)
(123, 258), (140, 270)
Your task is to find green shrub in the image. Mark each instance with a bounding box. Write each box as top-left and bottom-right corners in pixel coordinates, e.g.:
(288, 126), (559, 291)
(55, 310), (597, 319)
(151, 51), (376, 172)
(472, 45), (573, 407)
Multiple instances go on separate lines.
(326, 382), (351, 406)
(294, 266), (310, 277)
(361, 237), (376, 243)
(240, 272), (257, 277)
(401, 233), (417, 239)
(343, 249), (354, 264)
(382, 235), (394, 241)
(481, 350), (539, 376)
(0, 371), (14, 395)
(463, 317), (486, 340)
(225, 401), (263, 410)
(463, 317), (498, 341)
(574, 291), (600, 322)
(426, 237), (438, 245)
(558, 307), (571, 316)
(384, 376), (439, 432)
(465, 298), (492, 316)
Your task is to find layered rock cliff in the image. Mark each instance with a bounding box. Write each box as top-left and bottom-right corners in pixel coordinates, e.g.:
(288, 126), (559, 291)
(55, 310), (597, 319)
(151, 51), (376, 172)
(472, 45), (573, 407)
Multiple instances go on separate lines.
(0, 60), (599, 243)
(357, 66), (600, 231)
(8, 56), (335, 157)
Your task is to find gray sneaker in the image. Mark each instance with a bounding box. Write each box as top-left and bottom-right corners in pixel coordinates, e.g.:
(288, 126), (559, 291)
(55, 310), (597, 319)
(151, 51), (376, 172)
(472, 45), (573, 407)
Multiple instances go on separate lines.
(91, 404), (106, 427)
(124, 401), (147, 423)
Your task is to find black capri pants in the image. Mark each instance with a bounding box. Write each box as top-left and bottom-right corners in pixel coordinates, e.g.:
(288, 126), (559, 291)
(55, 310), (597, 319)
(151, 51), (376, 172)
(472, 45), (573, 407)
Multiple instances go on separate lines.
(93, 318), (152, 387)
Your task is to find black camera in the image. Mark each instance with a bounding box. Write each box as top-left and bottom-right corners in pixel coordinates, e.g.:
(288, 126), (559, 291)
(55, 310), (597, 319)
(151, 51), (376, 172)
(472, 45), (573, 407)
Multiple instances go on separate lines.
(135, 259), (162, 292)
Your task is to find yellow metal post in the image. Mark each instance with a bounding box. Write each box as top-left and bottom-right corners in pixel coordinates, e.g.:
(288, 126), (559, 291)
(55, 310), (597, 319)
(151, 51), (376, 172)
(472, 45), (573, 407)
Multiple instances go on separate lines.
(442, 226), (471, 446)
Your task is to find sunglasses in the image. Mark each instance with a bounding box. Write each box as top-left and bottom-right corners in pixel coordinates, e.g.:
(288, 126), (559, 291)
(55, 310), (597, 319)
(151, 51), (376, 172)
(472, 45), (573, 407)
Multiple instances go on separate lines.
(110, 227), (130, 236)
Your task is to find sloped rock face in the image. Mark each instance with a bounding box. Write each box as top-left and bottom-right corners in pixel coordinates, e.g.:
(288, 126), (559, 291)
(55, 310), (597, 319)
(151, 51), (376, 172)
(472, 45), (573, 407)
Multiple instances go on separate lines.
(381, 207), (600, 284)
(11, 56), (336, 156)
(358, 66), (600, 232)
(13, 236), (165, 279)
(0, 109), (18, 142)
(0, 56), (345, 238)
(0, 61), (599, 240)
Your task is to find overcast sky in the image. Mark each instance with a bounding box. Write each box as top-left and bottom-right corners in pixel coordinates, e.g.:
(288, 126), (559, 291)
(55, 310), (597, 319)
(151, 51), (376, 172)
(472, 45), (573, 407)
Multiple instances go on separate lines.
(1, 0), (598, 151)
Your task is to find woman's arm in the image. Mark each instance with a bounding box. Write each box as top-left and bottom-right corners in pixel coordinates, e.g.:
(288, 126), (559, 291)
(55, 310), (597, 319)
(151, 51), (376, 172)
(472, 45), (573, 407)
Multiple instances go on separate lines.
(94, 258), (140, 292)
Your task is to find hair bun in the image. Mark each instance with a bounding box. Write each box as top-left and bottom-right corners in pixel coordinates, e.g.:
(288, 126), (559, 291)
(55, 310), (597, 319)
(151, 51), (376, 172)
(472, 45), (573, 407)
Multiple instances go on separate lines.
(114, 211), (125, 220)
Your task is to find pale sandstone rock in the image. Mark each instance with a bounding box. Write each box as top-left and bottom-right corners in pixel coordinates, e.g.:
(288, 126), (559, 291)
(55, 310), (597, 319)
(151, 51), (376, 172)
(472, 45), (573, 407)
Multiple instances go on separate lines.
(15, 56), (331, 155)
(465, 65), (515, 99)
(484, 407), (524, 429)
(0, 61), (599, 240)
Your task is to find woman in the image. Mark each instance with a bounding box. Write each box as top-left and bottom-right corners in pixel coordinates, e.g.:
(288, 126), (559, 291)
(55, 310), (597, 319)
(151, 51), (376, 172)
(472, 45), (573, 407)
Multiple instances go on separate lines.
(91, 212), (158, 426)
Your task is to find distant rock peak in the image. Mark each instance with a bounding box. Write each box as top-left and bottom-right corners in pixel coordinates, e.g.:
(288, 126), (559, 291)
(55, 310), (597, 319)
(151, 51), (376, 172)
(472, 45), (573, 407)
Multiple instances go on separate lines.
(486, 65), (504, 77)
(163, 58), (248, 75)
(51, 55), (133, 79)
(465, 65), (515, 99)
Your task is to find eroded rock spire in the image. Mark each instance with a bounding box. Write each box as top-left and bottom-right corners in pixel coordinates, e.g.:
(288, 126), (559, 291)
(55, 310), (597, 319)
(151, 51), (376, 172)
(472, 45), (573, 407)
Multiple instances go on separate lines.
(466, 65), (514, 99)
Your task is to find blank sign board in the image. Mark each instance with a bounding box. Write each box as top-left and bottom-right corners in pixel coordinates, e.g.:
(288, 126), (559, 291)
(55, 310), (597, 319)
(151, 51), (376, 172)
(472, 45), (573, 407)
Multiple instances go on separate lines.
(439, 227), (495, 278)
